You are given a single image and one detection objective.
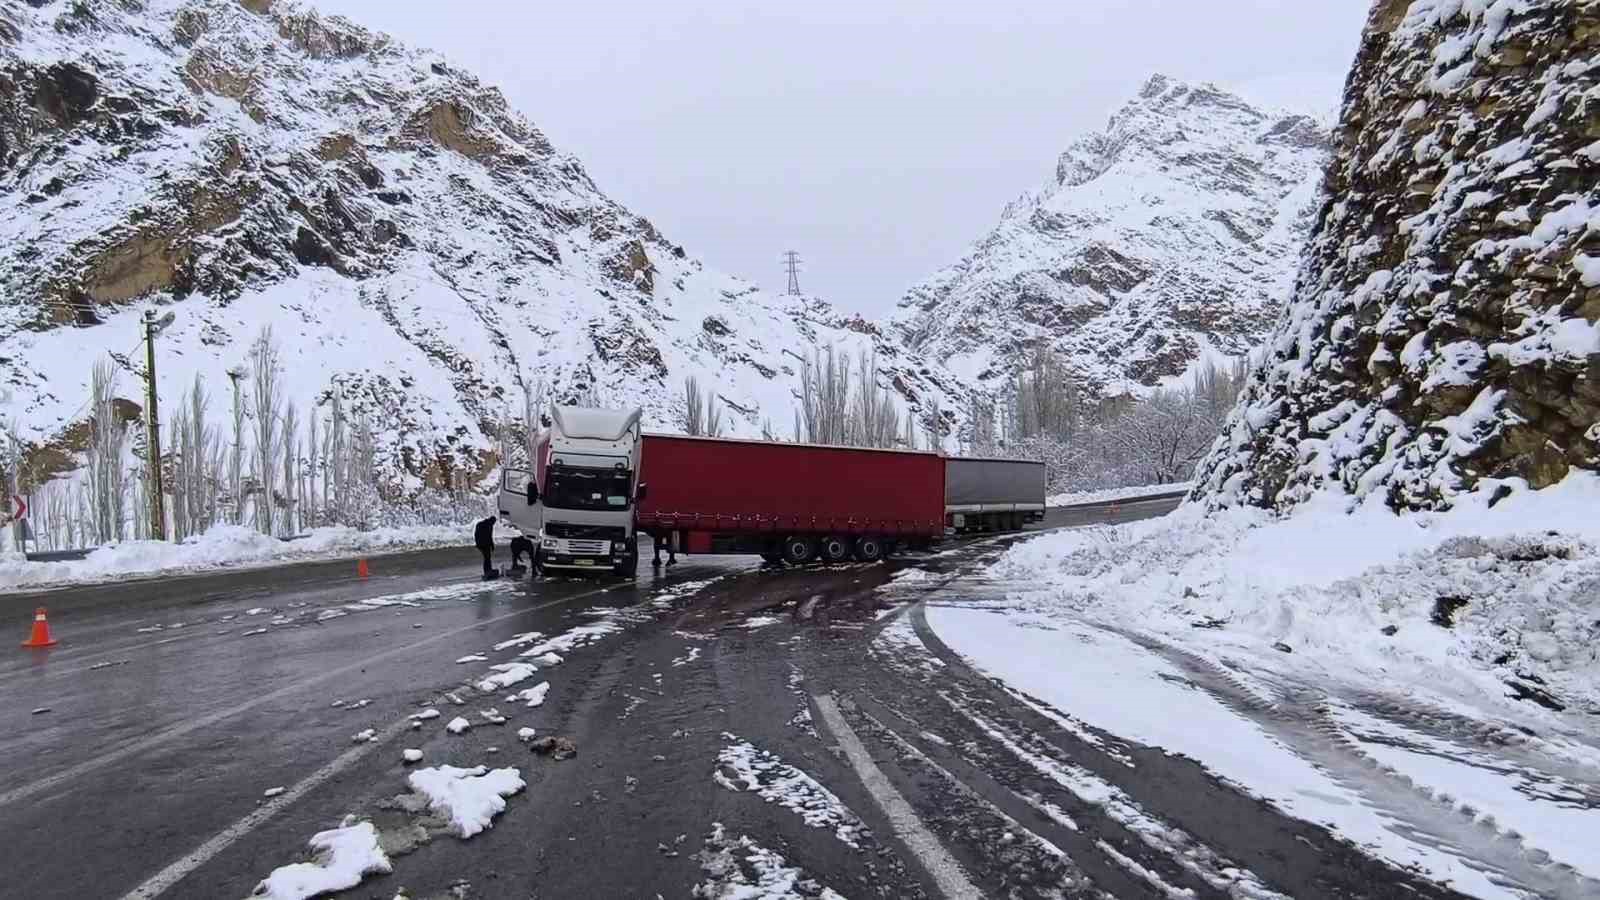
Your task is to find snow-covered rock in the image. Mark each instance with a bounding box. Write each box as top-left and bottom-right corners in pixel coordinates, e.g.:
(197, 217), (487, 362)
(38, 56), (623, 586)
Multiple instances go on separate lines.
(895, 74), (1330, 399)
(1194, 0), (1600, 511)
(0, 0), (959, 489)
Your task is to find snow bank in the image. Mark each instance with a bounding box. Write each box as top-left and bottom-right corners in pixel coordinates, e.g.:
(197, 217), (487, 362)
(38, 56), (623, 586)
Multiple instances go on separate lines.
(252, 820), (391, 900)
(997, 475), (1600, 711)
(0, 522), (473, 591)
(406, 765), (524, 838)
(1047, 482), (1192, 507)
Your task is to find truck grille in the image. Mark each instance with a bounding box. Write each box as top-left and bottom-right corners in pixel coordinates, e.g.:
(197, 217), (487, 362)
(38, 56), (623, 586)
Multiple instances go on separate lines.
(545, 522), (627, 541)
(559, 539), (611, 556)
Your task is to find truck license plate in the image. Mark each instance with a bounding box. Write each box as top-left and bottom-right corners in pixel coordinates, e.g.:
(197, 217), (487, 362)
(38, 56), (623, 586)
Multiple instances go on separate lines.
(575, 559), (593, 566)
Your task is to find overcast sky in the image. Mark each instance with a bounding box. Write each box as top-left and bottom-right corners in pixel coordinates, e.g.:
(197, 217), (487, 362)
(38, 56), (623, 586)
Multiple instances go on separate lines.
(309, 0), (1370, 317)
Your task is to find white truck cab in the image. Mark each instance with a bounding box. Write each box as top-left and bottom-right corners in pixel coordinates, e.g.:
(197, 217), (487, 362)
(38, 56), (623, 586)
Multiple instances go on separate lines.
(498, 405), (644, 576)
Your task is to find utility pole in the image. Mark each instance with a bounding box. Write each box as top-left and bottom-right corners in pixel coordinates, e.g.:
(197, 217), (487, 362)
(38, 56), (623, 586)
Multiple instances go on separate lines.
(783, 250), (802, 296)
(141, 309), (175, 540)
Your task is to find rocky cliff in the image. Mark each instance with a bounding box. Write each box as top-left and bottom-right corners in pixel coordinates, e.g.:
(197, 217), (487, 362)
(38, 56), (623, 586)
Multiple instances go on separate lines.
(893, 75), (1331, 398)
(1194, 0), (1600, 511)
(0, 0), (955, 487)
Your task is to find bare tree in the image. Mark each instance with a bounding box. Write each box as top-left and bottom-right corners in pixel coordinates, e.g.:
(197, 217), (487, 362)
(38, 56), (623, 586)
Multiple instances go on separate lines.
(304, 410), (320, 529)
(281, 400), (299, 536)
(684, 376), (723, 437)
(327, 391), (347, 521)
(798, 346), (851, 445)
(249, 327), (283, 535)
(925, 395), (944, 453)
(848, 350), (900, 449)
(86, 359), (130, 544)
(520, 374), (546, 466)
(226, 365), (249, 525)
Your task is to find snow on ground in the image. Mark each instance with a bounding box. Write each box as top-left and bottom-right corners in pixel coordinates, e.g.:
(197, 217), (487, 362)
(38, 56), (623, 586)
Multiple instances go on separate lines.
(252, 819), (391, 900)
(999, 475), (1600, 714)
(929, 474), (1600, 895)
(0, 522), (476, 591)
(1046, 482), (1193, 507)
(405, 765), (525, 838)
(713, 734), (865, 849)
(739, 615), (782, 630)
(692, 822), (846, 900)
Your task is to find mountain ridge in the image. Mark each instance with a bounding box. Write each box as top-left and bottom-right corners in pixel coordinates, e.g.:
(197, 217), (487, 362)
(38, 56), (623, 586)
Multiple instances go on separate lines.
(893, 72), (1332, 400)
(0, 0), (959, 489)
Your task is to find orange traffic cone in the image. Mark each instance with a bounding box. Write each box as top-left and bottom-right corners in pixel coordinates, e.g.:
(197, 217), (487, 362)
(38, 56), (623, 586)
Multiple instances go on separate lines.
(21, 607), (57, 648)
(357, 559), (370, 579)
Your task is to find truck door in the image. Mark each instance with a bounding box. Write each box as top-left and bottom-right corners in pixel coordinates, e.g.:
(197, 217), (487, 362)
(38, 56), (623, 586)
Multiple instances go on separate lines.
(498, 468), (542, 535)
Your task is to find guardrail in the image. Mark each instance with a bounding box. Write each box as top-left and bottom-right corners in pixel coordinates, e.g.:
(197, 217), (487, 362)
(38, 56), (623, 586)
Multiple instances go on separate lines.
(1051, 488), (1190, 512)
(23, 532), (319, 563)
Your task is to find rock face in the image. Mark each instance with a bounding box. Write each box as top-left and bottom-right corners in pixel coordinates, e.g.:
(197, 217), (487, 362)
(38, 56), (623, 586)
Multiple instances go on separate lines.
(894, 75), (1330, 397)
(1195, 0), (1600, 511)
(0, 0), (954, 485)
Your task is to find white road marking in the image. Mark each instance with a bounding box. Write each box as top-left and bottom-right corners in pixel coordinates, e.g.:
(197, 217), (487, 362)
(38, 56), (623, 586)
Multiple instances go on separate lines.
(119, 713), (414, 900)
(811, 694), (983, 899)
(0, 586), (613, 810)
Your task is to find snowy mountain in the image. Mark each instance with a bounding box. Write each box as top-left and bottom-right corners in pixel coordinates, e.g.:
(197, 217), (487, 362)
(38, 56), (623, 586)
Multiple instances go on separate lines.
(894, 74), (1331, 398)
(1194, 0), (1600, 512)
(0, 0), (955, 489)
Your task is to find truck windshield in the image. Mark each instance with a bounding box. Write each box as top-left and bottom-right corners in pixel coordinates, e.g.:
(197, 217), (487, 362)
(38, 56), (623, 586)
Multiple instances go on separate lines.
(544, 466), (633, 511)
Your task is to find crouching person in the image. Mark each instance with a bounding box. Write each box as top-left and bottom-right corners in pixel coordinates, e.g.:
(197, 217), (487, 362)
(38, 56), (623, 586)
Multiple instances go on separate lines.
(509, 535), (537, 577)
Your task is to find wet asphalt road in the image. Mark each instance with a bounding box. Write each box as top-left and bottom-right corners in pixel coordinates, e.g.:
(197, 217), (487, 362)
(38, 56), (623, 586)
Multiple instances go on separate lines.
(3, 493), (1480, 899)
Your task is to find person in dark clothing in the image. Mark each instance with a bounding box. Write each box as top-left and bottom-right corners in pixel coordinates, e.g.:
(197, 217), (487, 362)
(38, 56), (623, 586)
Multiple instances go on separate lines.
(475, 515), (499, 580)
(509, 535), (536, 576)
(651, 531), (677, 568)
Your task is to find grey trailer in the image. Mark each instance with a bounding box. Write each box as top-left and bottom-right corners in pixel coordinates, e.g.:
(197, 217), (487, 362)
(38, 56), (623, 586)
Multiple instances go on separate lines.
(944, 457), (1047, 533)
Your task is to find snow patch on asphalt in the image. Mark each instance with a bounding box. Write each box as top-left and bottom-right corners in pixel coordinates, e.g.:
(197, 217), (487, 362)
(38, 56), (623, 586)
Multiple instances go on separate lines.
(740, 615), (782, 630)
(672, 646), (703, 667)
(714, 734), (864, 849)
(252, 819), (391, 900)
(516, 619), (625, 658)
(445, 716), (471, 734)
(509, 681), (550, 708)
(406, 765), (525, 838)
(476, 662), (540, 692)
(692, 822), (845, 900)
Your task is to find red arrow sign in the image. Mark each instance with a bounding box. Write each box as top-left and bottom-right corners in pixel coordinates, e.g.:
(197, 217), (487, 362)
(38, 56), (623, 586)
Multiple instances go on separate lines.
(10, 494), (25, 521)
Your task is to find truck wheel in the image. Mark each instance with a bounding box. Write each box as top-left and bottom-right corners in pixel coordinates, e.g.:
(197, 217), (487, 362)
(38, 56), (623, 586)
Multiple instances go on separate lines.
(782, 536), (816, 565)
(820, 535), (851, 564)
(760, 550), (785, 564)
(853, 536), (883, 562)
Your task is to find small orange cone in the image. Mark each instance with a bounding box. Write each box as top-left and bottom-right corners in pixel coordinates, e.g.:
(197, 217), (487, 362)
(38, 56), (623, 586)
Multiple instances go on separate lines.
(357, 559), (370, 579)
(21, 607), (57, 648)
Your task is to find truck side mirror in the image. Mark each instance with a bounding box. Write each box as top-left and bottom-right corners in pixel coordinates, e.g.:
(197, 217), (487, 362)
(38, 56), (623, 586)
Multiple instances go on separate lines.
(527, 482), (538, 505)
(636, 483), (648, 502)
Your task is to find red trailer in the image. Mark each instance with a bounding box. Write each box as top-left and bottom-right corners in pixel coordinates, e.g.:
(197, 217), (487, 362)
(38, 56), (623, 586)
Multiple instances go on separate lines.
(635, 434), (945, 564)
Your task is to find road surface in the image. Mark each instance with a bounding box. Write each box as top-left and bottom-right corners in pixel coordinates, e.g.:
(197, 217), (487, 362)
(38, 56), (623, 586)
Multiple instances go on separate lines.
(2, 495), (1500, 899)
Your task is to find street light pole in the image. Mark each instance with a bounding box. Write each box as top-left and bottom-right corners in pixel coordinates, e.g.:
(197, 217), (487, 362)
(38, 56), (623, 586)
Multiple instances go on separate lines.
(142, 309), (175, 541)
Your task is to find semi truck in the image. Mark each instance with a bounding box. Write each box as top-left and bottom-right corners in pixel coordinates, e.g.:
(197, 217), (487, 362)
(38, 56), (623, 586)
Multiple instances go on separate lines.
(943, 456), (1047, 533)
(635, 433), (945, 564)
(498, 405), (645, 575)
(498, 404), (1048, 574)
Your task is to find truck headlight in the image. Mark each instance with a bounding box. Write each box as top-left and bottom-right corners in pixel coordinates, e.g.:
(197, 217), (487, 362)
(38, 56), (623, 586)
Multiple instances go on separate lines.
(612, 541), (626, 551)
(542, 538), (558, 548)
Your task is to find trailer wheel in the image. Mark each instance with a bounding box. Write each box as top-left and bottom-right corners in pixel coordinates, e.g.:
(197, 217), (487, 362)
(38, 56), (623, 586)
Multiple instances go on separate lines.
(852, 536), (883, 562)
(759, 550), (785, 565)
(782, 535), (817, 565)
(820, 535), (851, 564)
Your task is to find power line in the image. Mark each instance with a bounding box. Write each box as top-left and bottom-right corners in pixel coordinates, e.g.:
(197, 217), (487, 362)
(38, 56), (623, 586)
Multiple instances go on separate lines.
(783, 250), (802, 296)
